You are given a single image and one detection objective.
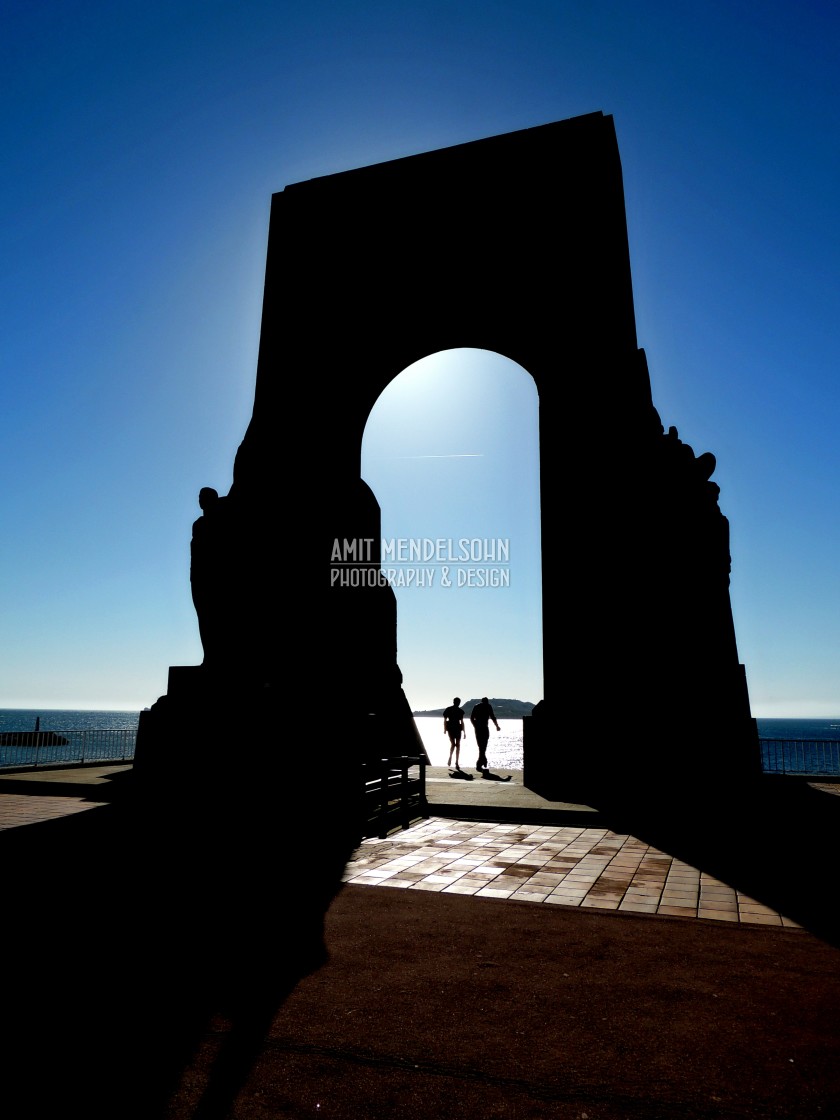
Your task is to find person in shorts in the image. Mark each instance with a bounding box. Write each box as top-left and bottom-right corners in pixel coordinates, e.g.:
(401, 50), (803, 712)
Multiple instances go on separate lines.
(443, 697), (466, 769)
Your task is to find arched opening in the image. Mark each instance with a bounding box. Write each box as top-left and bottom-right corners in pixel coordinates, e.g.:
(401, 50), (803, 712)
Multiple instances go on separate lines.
(361, 348), (543, 765)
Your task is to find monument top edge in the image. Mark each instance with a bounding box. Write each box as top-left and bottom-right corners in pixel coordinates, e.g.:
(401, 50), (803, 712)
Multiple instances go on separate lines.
(277, 109), (614, 196)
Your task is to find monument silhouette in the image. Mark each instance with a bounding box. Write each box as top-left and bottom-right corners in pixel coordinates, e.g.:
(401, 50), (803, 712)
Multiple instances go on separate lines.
(8, 112), (839, 1120)
(137, 108), (760, 805)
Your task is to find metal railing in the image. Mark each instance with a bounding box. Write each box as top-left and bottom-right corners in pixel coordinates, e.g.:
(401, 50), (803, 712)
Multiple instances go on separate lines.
(759, 739), (840, 778)
(3, 730), (837, 782)
(0, 729), (137, 771)
(360, 755), (429, 839)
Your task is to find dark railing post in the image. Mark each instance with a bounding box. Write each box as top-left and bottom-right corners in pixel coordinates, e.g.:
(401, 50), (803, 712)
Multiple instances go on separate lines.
(399, 760), (409, 830)
(419, 757), (429, 819)
(378, 762), (390, 839)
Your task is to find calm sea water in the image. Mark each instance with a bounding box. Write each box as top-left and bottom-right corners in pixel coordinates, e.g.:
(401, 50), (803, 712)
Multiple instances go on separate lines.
(0, 710), (141, 735)
(1, 711), (839, 772)
(414, 716), (840, 771)
(413, 716), (526, 770)
(0, 710), (141, 768)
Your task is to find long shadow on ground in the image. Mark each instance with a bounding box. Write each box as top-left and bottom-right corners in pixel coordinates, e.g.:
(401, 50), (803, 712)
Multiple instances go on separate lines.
(4, 768), (840, 1118)
(0, 756), (359, 1120)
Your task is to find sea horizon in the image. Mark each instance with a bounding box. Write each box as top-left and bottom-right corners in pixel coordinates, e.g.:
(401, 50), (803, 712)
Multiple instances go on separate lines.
(2, 710), (840, 775)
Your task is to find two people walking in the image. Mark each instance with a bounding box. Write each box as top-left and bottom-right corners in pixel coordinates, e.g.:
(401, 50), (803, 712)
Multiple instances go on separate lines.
(443, 695), (500, 772)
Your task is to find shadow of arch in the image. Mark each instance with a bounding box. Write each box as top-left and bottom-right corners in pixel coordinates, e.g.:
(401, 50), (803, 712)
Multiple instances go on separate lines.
(361, 347), (543, 721)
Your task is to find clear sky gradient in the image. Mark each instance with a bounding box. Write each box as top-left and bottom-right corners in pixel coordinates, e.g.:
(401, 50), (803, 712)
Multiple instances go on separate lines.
(3, 1), (840, 715)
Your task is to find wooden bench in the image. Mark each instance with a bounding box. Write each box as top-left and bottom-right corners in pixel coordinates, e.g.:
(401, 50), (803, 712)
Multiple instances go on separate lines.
(360, 755), (429, 840)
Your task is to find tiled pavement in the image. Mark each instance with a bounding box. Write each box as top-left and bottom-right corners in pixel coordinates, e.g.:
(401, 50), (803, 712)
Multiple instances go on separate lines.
(0, 792), (106, 829)
(0, 764), (803, 930)
(0, 768), (122, 829)
(344, 815), (802, 928)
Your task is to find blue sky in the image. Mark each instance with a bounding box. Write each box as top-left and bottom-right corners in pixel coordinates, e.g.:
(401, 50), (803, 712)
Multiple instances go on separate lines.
(2, 1), (840, 715)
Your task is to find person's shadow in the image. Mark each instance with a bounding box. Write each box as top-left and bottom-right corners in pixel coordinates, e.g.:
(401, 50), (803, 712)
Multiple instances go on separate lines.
(482, 770), (512, 782)
(0, 714), (360, 1120)
(449, 768), (474, 780)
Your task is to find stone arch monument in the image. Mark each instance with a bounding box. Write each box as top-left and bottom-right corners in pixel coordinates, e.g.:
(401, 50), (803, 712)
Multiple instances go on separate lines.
(137, 109), (760, 806)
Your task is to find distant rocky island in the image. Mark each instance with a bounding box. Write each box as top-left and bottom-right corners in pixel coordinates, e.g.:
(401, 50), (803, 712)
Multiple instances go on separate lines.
(412, 698), (535, 719)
